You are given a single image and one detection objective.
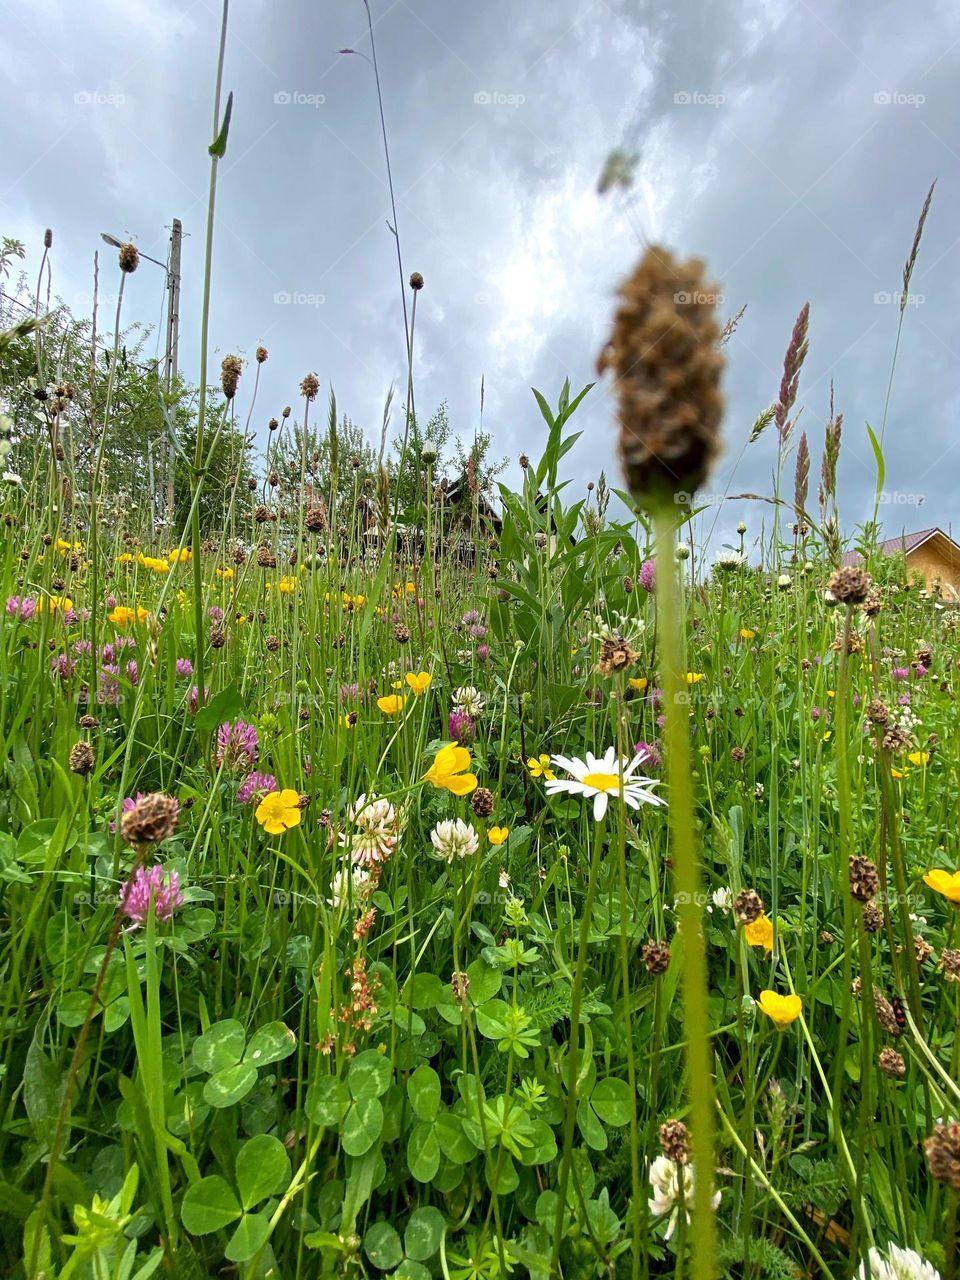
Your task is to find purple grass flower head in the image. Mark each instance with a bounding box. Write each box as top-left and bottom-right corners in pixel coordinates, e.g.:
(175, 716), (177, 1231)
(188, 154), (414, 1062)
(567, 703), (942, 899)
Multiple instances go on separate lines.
(897, 693), (911, 706)
(188, 685), (209, 714)
(461, 609), (481, 625)
(468, 623), (488, 640)
(120, 864), (183, 928)
(893, 667), (909, 681)
(98, 664), (121, 705)
(634, 740), (663, 770)
(126, 660), (139, 685)
(207, 606), (224, 622)
(476, 643), (491, 662)
(649, 686), (664, 710)
(73, 639), (93, 656)
(448, 708), (476, 746)
(236, 770), (279, 805)
(102, 643), (116, 664)
(339, 682), (362, 704)
(105, 595), (118, 610)
(50, 653), (75, 680)
(639, 558), (656, 592)
(811, 706), (821, 721)
(913, 663), (927, 679)
(62, 608), (77, 626)
(6, 596), (37, 621)
(175, 658), (193, 678)
(216, 719), (259, 770)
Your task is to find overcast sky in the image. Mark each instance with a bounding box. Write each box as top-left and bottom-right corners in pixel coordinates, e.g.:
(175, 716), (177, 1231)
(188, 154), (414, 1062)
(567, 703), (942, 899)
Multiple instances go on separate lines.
(3, 0), (960, 555)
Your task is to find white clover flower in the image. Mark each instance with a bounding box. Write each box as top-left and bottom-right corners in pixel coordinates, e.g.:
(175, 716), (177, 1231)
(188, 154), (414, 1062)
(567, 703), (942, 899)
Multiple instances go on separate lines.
(453, 686), (485, 716)
(430, 818), (479, 862)
(675, 542), (691, 561)
(2, 470), (22, 486)
(340, 793), (400, 866)
(711, 887), (734, 913)
(856, 1244), (941, 1280)
(777, 574), (792, 589)
(326, 863), (371, 909)
(648, 1156), (720, 1241)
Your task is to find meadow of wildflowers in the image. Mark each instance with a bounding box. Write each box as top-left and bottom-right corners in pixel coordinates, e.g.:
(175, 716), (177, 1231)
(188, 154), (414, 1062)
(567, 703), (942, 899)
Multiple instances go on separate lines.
(1, 16), (958, 1280)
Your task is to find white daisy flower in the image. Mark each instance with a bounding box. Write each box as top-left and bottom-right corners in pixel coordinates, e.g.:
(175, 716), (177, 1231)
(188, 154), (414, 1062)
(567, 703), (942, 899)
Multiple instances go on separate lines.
(714, 549), (744, 572)
(544, 747), (665, 821)
(430, 818), (479, 862)
(648, 1156), (720, 1241)
(856, 1244), (941, 1280)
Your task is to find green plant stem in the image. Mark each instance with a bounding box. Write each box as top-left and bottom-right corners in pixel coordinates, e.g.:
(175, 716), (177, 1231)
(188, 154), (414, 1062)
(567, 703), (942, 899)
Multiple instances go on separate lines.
(652, 498), (716, 1279)
(551, 812), (607, 1274)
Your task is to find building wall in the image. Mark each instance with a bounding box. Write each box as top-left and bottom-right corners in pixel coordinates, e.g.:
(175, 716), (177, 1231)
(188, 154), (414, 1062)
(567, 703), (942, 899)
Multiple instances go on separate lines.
(906, 545), (960, 596)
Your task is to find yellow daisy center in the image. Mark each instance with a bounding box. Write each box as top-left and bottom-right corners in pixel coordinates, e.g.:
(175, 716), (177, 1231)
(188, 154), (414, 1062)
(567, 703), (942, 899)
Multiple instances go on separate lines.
(582, 771), (621, 793)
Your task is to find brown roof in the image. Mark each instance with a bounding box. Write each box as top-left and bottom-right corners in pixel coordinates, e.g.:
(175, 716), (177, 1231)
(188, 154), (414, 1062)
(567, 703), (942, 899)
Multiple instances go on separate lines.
(842, 527), (955, 566)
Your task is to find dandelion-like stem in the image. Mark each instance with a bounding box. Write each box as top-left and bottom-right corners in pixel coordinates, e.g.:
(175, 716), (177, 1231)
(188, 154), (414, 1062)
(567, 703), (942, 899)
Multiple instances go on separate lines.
(652, 498), (716, 1278)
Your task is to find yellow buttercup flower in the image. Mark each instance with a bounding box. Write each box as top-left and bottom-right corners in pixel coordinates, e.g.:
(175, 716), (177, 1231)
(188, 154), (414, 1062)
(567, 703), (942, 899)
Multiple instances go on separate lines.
(686, 672), (704, 684)
(488, 826), (509, 845)
(405, 671), (432, 695)
(757, 990), (802, 1030)
(39, 595), (73, 615)
(424, 744), (478, 797)
(744, 914), (774, 952)
(739, 628), (756, 640)
(167, 548), (192, 564)
(628, 677), (648, 692)
(108, 606), (149, 627)
(377, 694), (406, 716)
(216, 566), (235, 580)
(923, 869), (960, 904)
(907, 751), (929, 767)
(526, 754), (556, 781)
(826, 690), (836, 698)
(391, 679), (404, 691)
(277, 575), (298, 593)
(56, 539), (82, 553)
(891, 767), (906, 780)
(255, 789), (302, 836)
(116, 553), (136, 564)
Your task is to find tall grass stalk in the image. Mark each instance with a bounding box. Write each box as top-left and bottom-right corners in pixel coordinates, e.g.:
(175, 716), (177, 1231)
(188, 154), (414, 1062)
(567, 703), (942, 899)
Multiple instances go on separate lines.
(652, 499), (716, 1279)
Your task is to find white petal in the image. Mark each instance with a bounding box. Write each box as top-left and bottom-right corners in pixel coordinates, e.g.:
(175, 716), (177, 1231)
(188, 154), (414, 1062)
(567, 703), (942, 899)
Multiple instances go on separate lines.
(593, 791), (608, 821)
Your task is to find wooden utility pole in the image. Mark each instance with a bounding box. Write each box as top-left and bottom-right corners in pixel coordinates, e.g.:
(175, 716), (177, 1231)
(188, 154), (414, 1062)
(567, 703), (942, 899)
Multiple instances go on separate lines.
(164, 217), (182, 520)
